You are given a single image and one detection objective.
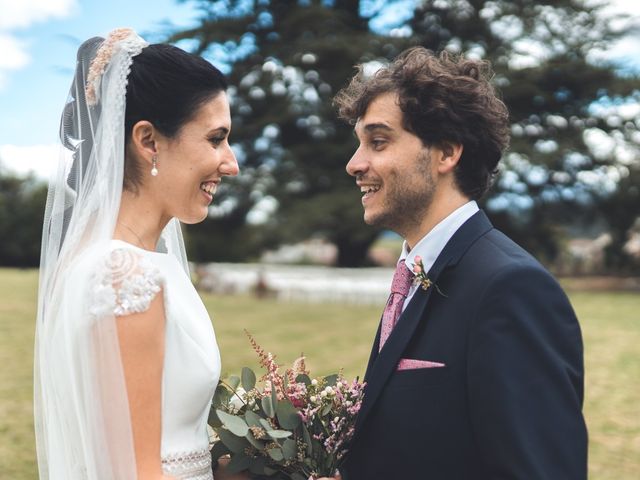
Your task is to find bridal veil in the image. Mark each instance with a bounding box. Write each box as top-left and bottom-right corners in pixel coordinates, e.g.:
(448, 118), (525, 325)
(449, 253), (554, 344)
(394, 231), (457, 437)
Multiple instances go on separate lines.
(34, 29), (188, 479)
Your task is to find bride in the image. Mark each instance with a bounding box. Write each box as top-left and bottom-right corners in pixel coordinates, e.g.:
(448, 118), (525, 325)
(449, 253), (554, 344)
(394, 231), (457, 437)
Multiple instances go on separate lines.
(34, 28), (240, 479)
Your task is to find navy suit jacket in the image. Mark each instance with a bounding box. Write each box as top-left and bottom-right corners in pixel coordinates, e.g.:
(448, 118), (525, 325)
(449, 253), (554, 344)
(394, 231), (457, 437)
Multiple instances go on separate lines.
(343, 211), (587, 479)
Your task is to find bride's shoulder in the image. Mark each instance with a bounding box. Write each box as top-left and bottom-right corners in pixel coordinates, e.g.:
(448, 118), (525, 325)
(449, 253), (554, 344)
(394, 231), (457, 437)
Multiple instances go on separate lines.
(77, 242), (165, 318)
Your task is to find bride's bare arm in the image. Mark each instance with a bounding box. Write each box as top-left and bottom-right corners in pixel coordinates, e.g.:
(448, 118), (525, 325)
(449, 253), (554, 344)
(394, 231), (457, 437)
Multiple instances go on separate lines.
(116, 291), (169, 480)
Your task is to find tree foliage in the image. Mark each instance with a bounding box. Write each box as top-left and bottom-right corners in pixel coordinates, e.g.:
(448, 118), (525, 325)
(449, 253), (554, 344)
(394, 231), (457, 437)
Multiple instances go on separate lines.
(173, 0), (640, 268)
(0, 170), (47, 267)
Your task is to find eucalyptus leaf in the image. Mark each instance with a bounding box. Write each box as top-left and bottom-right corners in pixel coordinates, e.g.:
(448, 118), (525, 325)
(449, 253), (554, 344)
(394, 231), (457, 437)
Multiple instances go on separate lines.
(321, 403), (332, 417)
(248, 455), (268, 475)
(282, 438), (297, 460)
(227, 375), (241, 392)
(208, 407), (222, 428)
(259, 418), (274, 431)
(218, 428), (250, 453)
(267, 429), (292, 439)
(226, 452), (251, 474)
(324, 374), (338, 386)
(295, 373), (311, 386)
(301, 424), (313, 456)
(213, 384), (231, 407)
(291, 473), (308, 480)
(244, 409), (263, 428)
(261, 395), (275, 418)
(245, 429), (264, 450)
(270, 384), (278, 415)
(241, 367), (256, 391)
(276, 399), (301, 430)
(267, 447), (284, 461)
(311, 438), (323, 455)
(217, 409), (250, 436)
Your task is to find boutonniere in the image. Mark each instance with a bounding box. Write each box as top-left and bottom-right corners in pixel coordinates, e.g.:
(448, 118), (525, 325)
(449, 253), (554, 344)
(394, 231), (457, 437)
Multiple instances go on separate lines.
(411, 255), (447, 297)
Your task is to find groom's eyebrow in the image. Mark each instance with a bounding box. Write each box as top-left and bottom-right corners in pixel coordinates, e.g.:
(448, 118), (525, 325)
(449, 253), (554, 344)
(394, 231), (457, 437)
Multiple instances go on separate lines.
(353, 122), (393, 140)
(364, 123), (393, 134)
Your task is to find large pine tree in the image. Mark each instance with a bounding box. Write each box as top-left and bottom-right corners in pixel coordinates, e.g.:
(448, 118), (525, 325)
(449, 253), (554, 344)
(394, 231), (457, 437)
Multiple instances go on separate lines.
(173, 0), (639, 268)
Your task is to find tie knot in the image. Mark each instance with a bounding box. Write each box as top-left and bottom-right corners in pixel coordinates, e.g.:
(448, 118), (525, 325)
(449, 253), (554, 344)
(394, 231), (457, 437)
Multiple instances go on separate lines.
(390, 259), (413, 297)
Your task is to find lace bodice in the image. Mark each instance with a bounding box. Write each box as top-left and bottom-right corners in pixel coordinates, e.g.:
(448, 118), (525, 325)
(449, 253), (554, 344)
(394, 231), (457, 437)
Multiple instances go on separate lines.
(90, 241), (220, 479)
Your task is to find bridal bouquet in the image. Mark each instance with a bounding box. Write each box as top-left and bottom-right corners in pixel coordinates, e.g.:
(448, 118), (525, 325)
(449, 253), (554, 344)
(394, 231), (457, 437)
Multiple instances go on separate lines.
(209, 332), (365, 480)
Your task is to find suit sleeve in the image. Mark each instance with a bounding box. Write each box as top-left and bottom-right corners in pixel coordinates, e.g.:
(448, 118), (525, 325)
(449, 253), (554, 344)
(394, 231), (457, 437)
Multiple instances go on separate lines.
(467, 264), (588, 479)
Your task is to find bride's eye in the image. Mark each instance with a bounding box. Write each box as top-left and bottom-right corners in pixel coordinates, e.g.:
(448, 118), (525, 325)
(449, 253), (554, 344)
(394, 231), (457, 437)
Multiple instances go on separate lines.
(208, 136), (225, 147)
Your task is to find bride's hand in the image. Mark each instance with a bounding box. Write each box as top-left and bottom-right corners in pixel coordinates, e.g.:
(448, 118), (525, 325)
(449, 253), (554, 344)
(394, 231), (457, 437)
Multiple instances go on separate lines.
(312, 474), (342, 480)
(213, 456), (251, 480)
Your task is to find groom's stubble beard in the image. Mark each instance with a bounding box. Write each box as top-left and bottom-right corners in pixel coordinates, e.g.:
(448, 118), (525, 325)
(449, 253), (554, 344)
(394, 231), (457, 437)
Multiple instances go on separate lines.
(366, 148), (435, 237)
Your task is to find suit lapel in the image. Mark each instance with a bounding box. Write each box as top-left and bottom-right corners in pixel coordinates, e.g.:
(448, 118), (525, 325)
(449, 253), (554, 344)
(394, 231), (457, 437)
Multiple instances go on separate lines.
(363, 319), (382, 380)
(353, 210), (493, 437)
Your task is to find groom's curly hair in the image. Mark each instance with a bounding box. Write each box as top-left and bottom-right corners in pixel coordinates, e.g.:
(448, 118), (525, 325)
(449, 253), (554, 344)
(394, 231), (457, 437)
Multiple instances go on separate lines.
(334, 47), (510, 200)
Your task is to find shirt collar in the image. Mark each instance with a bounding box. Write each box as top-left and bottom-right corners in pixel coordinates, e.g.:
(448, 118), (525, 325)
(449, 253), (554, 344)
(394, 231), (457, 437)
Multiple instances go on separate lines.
(400, 200), (479, 275)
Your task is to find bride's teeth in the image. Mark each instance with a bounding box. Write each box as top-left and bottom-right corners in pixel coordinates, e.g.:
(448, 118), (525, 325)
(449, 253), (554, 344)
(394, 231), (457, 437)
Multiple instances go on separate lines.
(200, 182), (217, 194)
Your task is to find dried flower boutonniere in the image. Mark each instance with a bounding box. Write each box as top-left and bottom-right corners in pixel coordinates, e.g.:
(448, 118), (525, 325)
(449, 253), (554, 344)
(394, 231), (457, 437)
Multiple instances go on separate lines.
(411, 255), (447, 297)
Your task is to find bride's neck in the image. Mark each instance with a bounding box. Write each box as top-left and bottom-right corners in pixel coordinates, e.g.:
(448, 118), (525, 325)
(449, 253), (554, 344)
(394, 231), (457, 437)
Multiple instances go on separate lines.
(115, 190), (169, 251)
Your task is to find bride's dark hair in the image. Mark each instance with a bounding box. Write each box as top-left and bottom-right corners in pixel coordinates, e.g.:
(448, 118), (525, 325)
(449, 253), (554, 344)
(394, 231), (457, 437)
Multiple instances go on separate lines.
(123, 44), (228, 191)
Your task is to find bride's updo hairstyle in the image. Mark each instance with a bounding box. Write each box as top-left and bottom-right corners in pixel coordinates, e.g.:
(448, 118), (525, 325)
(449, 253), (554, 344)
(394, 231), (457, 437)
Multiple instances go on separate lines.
(123, 44), (227, 191)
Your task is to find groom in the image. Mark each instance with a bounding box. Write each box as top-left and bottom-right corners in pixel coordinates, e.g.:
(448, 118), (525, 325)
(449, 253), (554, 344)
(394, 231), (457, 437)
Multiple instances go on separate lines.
(333, 48), (588, 479)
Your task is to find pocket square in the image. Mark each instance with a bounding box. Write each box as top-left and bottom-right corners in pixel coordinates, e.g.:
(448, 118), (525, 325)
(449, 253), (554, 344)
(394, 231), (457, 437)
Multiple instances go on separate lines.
(397, 358), (446, 370)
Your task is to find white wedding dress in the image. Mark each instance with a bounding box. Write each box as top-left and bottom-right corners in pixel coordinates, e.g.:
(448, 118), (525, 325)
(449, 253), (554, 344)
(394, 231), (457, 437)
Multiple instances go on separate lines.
(85, 239), (221, 479)
(35, 29), (222, 480)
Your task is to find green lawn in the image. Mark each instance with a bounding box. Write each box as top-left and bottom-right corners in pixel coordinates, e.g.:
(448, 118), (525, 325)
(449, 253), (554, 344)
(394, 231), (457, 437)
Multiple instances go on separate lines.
(0, 268), (638, 479)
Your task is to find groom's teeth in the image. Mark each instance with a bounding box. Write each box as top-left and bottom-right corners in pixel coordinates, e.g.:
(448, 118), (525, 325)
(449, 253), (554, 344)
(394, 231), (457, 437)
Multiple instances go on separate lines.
(360, 185), (381, 194)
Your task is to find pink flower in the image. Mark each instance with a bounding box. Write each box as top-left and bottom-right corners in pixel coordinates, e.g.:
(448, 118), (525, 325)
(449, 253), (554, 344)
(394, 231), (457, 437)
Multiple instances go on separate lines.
(289, 396), (306, 409)
(413, 263), (422, 274)
(414, 255), (422, 264)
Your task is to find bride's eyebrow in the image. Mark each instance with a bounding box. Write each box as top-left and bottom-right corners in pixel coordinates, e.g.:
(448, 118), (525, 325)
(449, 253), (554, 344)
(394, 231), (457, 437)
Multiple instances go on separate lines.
(206, 127), (229, 136)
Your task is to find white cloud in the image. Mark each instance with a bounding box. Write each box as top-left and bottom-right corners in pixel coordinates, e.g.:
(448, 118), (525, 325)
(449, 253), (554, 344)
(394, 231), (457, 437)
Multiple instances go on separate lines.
(0, 33), (29, 88)
(0, 0), (76, 30)
(0, 144), (59, 179)
(0, 0), (76, 89)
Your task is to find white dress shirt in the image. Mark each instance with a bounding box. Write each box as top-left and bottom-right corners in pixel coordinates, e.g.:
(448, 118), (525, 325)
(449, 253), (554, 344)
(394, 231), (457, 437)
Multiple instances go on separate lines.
(399, 201), (479, 310)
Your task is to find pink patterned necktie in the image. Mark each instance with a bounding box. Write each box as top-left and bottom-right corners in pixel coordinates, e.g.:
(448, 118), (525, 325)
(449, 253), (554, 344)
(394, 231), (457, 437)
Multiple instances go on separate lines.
(379, 259), (413, 351)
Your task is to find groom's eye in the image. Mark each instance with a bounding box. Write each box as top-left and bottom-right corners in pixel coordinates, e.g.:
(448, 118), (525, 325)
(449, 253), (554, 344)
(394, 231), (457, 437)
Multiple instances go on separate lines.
(371, 138), (387, 150)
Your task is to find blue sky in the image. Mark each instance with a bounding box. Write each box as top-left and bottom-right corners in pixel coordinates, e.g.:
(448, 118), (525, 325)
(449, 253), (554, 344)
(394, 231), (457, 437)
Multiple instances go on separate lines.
(0, 0), (200, 144)
(0, 0), (203, 177)
(0, 0), (638, 178)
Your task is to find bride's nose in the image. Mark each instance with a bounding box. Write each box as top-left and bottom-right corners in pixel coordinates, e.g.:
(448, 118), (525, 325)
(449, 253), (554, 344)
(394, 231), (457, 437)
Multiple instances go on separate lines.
(220, 145), (239, 176)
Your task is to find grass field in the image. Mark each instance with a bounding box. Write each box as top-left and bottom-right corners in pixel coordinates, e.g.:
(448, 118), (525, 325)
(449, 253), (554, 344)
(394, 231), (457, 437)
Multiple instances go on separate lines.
(0, 268), (638, 479)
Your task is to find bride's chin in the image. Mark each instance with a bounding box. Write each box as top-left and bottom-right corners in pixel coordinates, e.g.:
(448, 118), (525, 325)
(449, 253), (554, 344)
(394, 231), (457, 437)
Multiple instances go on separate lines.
(180, 210), (209, 225)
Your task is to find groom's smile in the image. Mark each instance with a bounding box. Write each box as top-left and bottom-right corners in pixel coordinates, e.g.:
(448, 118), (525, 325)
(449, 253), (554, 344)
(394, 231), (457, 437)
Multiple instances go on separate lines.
(346, 92), (438, 240)
(358, 182), (381, 205)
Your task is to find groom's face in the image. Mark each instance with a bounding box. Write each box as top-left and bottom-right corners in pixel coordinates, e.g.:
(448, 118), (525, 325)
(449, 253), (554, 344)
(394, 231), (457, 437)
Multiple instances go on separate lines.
(346, 92), (437, 237)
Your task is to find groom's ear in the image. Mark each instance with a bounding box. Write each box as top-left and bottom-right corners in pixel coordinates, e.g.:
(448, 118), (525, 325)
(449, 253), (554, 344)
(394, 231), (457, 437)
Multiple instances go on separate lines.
(130, 120), (159, 166)
(435, 141), (463, 175)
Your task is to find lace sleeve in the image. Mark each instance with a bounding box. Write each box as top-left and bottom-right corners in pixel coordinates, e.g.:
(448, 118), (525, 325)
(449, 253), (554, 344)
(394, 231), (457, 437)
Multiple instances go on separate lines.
(90, 248), (164, 318)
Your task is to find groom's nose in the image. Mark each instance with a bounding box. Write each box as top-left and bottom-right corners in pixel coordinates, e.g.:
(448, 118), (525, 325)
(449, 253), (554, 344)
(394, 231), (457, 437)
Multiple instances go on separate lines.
(346, 146), (367, 177)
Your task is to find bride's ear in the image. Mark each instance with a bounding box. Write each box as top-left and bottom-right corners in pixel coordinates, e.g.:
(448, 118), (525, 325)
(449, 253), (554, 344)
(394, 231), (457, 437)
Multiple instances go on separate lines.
(130, 120), (159, 167)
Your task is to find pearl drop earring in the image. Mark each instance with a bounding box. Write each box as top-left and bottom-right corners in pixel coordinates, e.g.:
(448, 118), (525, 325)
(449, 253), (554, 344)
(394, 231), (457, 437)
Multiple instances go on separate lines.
(151, 155), (158, 176)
